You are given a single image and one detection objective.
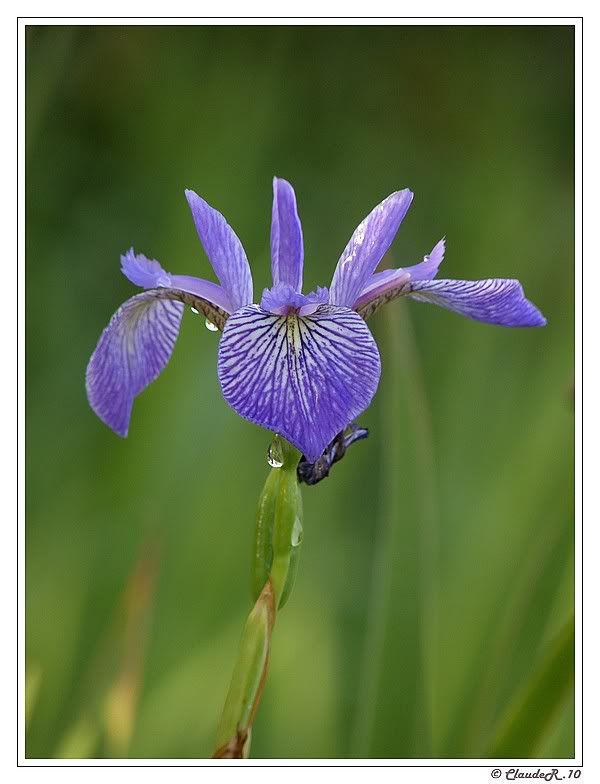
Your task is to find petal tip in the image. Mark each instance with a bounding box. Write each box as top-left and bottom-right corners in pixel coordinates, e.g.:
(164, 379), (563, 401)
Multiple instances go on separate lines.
(273, 176), (295, 195)
(184, 188), (202, 208)
(120, 248), (171, 289)
(85, 367), (131, 438)
(531, 310), (547, 327)
(396, 188), (414, 203)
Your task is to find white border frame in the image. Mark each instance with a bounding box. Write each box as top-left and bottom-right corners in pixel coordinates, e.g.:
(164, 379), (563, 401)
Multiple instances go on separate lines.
(15, 15), (583, 775)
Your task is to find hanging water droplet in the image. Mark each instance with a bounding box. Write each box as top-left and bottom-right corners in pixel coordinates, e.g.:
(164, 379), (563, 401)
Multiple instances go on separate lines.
(291, 517), (303, 547)
(205, 318), (218, 332)
(267, 436), (284, 468)
(190, 307), (199, 315)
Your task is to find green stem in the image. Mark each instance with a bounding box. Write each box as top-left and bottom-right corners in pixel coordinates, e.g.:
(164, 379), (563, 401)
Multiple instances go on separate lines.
(213, 579), (275, 758)
(212, 437), (302, 758)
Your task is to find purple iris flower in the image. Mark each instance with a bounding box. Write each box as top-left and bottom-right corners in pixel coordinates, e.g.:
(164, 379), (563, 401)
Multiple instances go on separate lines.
(86, 178), (546, 462)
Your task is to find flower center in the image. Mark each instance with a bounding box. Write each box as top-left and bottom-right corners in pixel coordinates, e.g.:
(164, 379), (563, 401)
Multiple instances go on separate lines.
(260, 282), (329, 317)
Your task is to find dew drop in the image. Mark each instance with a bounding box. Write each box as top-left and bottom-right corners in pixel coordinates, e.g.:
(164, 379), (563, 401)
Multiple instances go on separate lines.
(190, 307), (199, 315)
(267, 436), (284, 468)
(205, 318), (218, 332)
(291, 517), (303, 547)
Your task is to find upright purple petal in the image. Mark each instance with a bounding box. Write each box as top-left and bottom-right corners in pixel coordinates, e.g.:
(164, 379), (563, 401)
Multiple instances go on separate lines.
(185, 189), (253, 311)
(121, 248), (234, 314)
(218, 305), (381, 462)
(409, 279), (547, 327)
(86, 292), (184, 436)
(271, 177), (304, 292)
(329, 189), (413, 308)
(121, 248), (172, 288)
(403, 238), (446, 280)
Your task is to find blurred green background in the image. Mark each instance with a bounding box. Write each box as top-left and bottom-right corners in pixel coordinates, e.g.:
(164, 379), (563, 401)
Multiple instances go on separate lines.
(25, 25), (574, 759)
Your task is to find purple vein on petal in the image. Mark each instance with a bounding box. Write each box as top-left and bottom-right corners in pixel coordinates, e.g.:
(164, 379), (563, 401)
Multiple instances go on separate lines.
(86, 291), (184, 437)
(409, 279), (547, 327)
(217, 305), (381, 462)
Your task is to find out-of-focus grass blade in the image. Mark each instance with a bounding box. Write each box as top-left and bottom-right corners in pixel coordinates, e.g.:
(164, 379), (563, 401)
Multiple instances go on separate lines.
(25, 664), (42, 728)
(102, 538), (160, 756)
(486, 616), (574, 758)
(55, 715), (100, 759)
(461, 515), (573, 755)
(438, 390), (573, 758)
(351, 299), (438, 757)
(54, 536), (160, 758)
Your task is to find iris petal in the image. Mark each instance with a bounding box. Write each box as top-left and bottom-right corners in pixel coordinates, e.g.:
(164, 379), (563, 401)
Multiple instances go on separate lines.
(403, 238), (446, 280)
(86, 291), (184, 437)
(217, 305), (381, 462)
(271, 177), (304, 292)
(329, 189), (413, 308)
(121, 248), (171, 288)
(185, 189), (253, 310)
(120, 248), (234, 315)
(409, 279), (547, 327)
(353, 239), (446, 319)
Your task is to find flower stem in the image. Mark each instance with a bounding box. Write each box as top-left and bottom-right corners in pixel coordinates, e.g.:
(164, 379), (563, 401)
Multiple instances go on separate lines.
(212, 438), (302, 758)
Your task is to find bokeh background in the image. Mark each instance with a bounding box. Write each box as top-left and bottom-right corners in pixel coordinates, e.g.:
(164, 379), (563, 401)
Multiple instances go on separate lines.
(25, 25), (575, 759)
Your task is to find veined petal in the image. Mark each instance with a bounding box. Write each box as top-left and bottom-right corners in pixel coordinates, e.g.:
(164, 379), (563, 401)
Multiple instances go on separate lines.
(217, 305), (381, 462)
(271, 177), (304, 292)
(86, 291), (184, 437)
(408, 279), (547, 327)
(329, 189), (413, 308)
(354, 269), (411, 319)
(121, 248), (234, 317)
(185, 189), (253, 310)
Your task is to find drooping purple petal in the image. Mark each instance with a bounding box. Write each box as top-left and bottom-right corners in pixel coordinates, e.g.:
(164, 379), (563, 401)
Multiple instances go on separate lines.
(121, 248), (234, 315)
(185, 189), (253, 311)
(329, 189), (413, 308)
(218, 305), (381, 462)
(271, 177), (304, 292)
(408, 279), (547, 327)
(86, 292), (184, 437)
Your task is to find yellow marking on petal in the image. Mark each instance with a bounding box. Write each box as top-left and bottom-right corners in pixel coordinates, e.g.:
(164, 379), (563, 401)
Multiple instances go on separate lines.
(286, 314), (303, 355)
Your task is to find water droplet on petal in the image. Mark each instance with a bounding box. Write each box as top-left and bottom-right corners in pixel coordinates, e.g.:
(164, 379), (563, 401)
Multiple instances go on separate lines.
(190, 307), (199, 314)
(205, 318), (218, 332)
(291, 517), (303, 547)
(267, 436), (284, 468)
